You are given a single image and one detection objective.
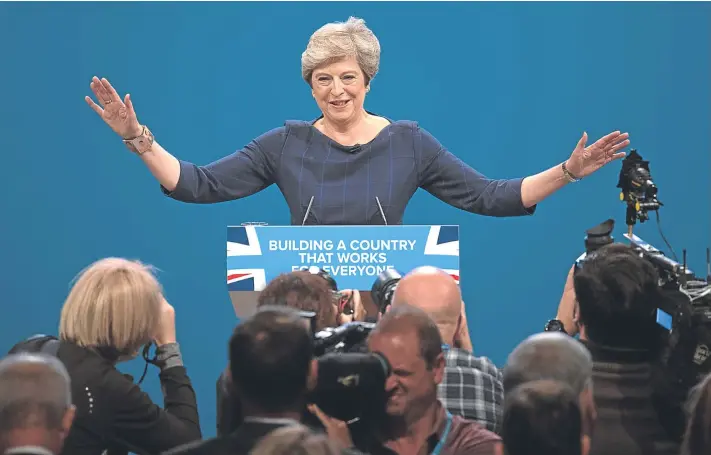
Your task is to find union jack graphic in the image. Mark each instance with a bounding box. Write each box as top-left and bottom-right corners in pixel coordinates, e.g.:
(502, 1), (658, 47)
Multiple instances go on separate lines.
(424, 225), (460, 284)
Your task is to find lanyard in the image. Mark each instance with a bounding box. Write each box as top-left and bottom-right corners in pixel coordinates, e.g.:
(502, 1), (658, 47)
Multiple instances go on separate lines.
(431, 411), (453, 455)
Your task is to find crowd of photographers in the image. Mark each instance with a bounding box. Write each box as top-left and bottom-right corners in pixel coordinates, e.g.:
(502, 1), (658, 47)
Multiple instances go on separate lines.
(2, 239), (711, 455)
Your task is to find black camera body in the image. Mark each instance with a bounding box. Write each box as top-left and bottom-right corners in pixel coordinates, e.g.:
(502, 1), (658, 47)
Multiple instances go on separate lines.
(309, 325), (391, 422)
(576, 219), (711, 389)
(216, 319), (390, 435)
(575, 218), (711, 440)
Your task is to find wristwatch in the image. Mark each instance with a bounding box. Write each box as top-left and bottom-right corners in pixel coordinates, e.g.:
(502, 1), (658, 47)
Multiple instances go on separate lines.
(123, 125), (154, 155)
(544, 319), (567, 334)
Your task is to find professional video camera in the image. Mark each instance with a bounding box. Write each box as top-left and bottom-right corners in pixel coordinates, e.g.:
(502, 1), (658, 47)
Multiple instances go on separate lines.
(215, 270), (391, 436)
(575, 217), (711, 439)
(576, 149), (711, 425)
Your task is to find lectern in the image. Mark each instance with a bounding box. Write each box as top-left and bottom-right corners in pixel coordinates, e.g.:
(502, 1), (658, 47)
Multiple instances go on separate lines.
(226, 224), (460, 319)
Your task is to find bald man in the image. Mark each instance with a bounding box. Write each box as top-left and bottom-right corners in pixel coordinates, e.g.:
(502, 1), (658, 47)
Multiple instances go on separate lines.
(391, 266), (504, 434)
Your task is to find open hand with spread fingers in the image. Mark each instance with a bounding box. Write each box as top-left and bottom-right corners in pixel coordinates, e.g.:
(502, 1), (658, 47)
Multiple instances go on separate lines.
(85, 76), (143, 140)
(564, 131), (630, 179)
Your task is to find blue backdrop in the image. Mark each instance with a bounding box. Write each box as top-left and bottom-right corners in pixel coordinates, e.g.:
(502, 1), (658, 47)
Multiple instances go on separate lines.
(1, 1), (709, 439)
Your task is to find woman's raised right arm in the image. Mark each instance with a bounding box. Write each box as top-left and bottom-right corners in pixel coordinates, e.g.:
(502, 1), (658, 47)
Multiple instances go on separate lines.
(136, 140), (182, 192)
(86, 76), (280, 202)
(85, 77), (180, 190)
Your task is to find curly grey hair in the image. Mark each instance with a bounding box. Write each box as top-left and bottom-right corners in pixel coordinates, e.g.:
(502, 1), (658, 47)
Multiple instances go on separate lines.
(301, 17), (381, 86)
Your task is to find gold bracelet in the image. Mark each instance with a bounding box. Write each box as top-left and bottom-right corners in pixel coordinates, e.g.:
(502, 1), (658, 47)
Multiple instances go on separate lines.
(561, 161), (581, 183)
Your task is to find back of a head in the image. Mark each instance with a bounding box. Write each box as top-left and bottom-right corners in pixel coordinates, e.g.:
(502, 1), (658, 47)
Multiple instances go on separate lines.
(257, 271), (337, 331)
(502, 380), (582, 455)
(229, 306), (314, 412)
(391, 267), (462, 341)
(573, 244), (660, 348)
(249, 424), (341, 455)
(503, 332), (593, 397)
(59, 257), (163, 355)
(0, 353), (72, 435)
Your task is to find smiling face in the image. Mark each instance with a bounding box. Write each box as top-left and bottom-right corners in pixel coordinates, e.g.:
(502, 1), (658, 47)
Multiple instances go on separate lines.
(311, 56), (369, 126)
(368, 328), (444, 419)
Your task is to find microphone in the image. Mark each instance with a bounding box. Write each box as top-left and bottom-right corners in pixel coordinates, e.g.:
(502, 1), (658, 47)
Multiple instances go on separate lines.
(347, 144), (362, 153)
(376, 197), (388, 225)
(302, 196), (315, 226)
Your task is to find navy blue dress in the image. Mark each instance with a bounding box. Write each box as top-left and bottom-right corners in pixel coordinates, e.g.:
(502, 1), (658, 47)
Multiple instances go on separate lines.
(162, 119), (536, 225)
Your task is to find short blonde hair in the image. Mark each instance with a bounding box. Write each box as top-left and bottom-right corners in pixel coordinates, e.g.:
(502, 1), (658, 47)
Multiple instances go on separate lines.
(301, 16), (381, 86)
(59, 257), (162, 354)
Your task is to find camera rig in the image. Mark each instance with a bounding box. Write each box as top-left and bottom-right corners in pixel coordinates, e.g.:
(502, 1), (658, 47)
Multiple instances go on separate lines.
(617, 149), (662, 236)
(577, 148), (711, 437)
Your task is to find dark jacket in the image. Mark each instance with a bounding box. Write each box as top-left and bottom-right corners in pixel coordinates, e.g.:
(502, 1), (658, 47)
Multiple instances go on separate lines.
(583, 341), (680, 455)
(163, 417), (362, 455)
(57, 341), (201, 455)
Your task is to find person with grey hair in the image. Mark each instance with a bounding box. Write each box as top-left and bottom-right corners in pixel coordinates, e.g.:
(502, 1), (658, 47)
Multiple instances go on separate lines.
(502, 332), (596, 455)
(0, 353), (75, 455)
(501, 380), (587, 455)
(85, 17), (628, 226)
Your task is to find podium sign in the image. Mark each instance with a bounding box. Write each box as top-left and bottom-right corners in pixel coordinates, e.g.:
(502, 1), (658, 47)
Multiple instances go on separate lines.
(226, 225), (459, 316)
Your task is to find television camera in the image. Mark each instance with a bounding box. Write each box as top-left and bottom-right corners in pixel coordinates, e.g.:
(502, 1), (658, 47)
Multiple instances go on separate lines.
(576, 150), (711, 438)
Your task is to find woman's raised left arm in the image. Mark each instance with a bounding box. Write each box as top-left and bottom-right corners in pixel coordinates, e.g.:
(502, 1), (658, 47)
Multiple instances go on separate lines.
(520, 131), (629, 208)
(416, 126), (629, 215)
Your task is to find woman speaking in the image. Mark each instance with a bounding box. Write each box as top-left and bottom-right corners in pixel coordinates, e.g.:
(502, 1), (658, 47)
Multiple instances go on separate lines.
(86, 17), (629, 226)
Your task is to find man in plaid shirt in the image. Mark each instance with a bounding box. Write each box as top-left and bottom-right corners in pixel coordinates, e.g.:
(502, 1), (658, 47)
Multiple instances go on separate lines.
(390, 267), (504, 434)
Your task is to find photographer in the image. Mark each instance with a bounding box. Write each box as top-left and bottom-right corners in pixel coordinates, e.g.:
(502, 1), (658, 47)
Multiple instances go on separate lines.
(53, 258), (201, 455)
(216, 270), (367, 436)
(556, 244), (679, 455)
(169, 306), (361, 455)
(256, 270), (367, 331)
(315, 305), (502, 455)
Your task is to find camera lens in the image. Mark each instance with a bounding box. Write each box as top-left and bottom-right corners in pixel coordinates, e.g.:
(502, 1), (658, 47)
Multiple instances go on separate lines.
(371, 269), (403, 313)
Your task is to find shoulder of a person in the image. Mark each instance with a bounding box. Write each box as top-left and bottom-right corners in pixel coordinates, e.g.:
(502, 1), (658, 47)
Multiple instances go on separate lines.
(57, 342), (116, 380)
(449, 414), (502, 446)
(160, 434), (231, 455)
(448, 349), (501, 372)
